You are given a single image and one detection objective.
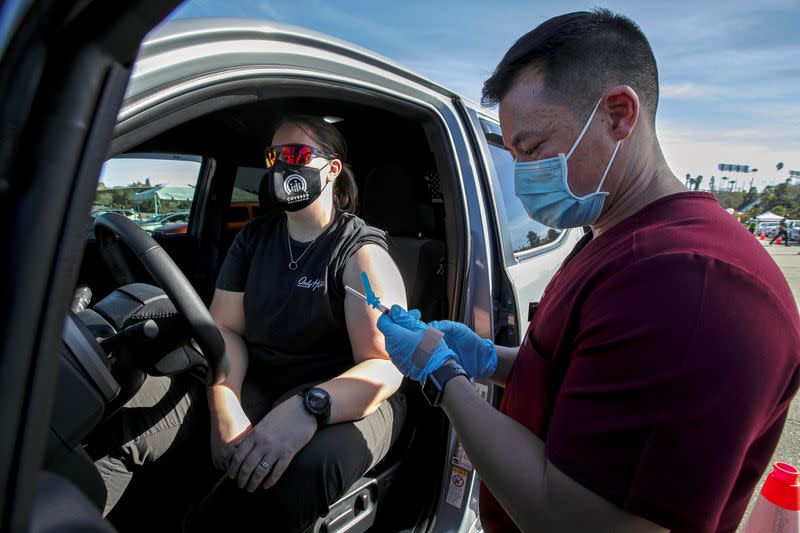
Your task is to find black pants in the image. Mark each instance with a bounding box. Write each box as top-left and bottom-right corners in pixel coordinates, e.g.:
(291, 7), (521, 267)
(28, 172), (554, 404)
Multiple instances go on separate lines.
(92, 374), (407, 532)
(770, 229), (789, 245)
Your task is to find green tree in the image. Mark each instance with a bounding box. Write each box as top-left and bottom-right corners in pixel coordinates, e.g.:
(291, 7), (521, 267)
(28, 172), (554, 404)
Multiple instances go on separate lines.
(527, 231), (542, 248)
(110, 190), (130, 208)
(547, 229), (560, 242)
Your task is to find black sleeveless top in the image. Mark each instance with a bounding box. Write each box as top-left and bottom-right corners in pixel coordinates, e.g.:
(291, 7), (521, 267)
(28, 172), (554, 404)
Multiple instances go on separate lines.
(215, 211), (390, 394)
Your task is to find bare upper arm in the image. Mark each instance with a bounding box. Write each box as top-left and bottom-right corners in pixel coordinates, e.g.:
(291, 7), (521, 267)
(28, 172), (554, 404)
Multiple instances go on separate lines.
(209, 289), (245, 335)
(342, 244), (406, 364)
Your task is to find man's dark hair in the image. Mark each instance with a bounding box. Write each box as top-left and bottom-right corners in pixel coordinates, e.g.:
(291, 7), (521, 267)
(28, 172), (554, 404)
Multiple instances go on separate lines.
(482, 9), (659, 123)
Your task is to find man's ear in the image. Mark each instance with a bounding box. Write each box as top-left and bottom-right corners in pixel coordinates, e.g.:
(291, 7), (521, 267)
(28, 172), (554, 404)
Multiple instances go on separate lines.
(327, 159), (343, 182)
(603, 85), (639, 142)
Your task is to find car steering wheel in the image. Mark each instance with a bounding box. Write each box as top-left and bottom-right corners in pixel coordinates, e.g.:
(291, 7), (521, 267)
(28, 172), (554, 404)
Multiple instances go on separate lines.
(94, 212), (229, 385)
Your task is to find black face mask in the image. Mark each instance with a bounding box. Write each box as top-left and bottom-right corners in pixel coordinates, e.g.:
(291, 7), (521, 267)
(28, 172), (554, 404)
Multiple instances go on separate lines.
(259, 159), (328, 212)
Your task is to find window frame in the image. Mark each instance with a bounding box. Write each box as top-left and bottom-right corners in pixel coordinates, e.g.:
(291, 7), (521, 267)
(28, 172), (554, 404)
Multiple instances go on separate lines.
(90, 152), (206, 241)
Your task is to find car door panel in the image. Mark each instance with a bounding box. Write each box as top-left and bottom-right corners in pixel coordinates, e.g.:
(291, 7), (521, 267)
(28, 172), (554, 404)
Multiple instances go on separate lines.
(0, 1), (182, 530)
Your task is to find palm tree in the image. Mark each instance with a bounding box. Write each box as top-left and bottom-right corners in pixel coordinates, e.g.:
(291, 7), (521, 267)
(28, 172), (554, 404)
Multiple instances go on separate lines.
(685, 173), (691, 188)
(694, 175), (703, 191)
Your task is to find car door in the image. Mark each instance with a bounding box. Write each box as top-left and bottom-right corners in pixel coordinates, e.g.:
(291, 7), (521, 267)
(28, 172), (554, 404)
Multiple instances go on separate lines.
(0, 1), (182, 530)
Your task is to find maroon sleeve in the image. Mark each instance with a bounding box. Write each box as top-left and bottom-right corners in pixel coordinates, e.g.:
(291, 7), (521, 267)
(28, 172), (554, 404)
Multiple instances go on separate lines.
(544, 253), (799, 531)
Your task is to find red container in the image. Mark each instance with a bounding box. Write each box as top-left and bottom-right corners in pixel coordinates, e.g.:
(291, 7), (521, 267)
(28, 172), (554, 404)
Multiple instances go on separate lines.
(742, 462), (800, 533)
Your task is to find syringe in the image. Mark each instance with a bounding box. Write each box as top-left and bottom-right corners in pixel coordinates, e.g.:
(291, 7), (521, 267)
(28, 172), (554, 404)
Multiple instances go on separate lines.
(345, 285), (390, 314)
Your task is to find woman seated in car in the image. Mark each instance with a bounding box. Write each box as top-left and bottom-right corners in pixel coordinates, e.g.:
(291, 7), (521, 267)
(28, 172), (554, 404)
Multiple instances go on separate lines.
(94, 114), (408, 532)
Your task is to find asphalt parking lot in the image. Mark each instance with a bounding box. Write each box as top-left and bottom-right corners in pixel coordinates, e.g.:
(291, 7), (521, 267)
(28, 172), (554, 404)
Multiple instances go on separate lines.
(738, 239), (800, 529)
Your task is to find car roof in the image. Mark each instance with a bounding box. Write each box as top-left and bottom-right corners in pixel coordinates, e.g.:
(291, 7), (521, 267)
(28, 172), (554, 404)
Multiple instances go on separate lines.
(124, 17), (491, 120)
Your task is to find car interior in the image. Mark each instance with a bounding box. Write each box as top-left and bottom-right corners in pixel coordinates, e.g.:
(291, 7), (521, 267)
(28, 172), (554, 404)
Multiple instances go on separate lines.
(52, 86), (468, 532)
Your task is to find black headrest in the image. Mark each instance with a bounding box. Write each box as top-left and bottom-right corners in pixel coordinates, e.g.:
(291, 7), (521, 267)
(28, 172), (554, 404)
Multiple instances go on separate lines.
(361, 165), (435, 237)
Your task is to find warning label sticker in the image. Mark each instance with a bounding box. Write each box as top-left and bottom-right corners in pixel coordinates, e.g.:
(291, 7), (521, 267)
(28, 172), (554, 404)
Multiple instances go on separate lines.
(474, 382), (489, 401)
(452, 441), (473, 472)
(446, 466), (470, 509)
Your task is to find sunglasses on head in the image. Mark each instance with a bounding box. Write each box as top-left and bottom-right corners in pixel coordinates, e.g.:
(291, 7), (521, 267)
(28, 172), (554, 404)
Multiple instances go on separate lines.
(264, 144), (337, 168)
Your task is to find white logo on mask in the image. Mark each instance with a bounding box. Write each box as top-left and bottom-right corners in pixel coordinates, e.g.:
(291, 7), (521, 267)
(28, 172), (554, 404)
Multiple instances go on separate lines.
(284, 174), (308, 195)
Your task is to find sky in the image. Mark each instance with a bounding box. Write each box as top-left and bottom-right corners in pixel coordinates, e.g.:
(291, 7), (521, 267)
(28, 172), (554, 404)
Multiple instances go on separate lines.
(154, 0), (800, 192)
(99, 157), (201, 188)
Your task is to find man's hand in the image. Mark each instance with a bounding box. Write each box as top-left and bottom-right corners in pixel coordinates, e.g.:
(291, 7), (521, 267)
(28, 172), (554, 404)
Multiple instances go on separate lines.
(209, 398), (252, 472)
(226, 396), (318, 492)
(428, 320), (498, 380)
(376, 305), (455, 382)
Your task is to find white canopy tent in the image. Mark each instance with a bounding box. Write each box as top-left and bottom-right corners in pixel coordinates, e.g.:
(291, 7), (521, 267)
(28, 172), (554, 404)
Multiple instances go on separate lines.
(132, 186), (195, 214)
(755, 211), (783, 222)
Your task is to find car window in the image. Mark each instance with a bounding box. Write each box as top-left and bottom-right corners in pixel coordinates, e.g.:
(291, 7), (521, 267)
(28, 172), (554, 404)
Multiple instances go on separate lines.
(90, 153), (203, 238)
(480, 120), (564, 256)
(232, 167), (262, 204)
(226, 167), (267, 231)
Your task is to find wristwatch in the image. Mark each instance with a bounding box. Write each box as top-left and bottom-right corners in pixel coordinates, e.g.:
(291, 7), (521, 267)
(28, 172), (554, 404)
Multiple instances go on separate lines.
(422, 359), (468, 407)
(302, 387), (332, 425)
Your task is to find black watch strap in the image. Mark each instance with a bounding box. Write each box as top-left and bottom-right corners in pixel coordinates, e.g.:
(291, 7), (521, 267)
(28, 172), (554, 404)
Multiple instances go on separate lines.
(422, 360), (468, 407)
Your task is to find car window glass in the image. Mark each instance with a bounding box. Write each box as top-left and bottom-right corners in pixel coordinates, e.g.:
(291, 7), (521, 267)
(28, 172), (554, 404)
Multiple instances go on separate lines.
(481, 120), (564, 255)
(90, 153), (202, 238)
(225, 167), (267, 230)
(232, 167), (262, 205)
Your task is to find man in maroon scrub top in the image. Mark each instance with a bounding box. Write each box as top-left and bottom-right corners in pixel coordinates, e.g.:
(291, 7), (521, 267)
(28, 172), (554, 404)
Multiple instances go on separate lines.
(376, 9), (800, 533)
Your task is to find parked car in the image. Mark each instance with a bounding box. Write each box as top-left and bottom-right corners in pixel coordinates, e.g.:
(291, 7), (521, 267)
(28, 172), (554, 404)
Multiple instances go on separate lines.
(152, 221), (188, 236)
(0, 8), (583, 533)
(761, 221), (780, 237)
(91, 207), (136, 220)
(136, 210), (190, 233)
(787, 220), (800, 242)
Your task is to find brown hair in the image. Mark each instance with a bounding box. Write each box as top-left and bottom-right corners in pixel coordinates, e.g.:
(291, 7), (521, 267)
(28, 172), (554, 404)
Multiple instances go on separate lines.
(276, 114), (358, 214)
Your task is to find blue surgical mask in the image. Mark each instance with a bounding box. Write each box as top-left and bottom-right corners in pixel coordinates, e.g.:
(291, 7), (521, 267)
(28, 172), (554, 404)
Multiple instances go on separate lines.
(513, 98), (621, 229)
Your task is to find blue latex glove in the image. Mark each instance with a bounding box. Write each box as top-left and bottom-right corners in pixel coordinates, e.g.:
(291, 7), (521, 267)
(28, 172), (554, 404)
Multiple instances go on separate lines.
(377, 305), (455, 383)
(427, 320), (498, 380)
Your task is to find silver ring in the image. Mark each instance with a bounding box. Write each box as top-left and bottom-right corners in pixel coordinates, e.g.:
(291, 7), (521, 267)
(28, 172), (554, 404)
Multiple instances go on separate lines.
(257, 459), (272, 470)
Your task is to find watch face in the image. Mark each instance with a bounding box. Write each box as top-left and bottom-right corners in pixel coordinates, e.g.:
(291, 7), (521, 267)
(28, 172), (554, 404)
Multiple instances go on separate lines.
(306, 388), (331, 413)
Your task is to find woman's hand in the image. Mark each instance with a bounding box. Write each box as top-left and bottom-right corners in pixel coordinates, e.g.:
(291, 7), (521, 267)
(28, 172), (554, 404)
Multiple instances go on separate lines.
(209, 398), (252, 472)
(227, 395), (318, 492)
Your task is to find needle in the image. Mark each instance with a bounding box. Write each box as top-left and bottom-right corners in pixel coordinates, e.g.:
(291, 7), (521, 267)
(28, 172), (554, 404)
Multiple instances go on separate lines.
(345, 285), (390, 314)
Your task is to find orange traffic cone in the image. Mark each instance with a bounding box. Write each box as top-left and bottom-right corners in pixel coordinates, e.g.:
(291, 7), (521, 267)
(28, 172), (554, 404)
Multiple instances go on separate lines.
(742, 462), (800, 532)
(777, 237), (783, 245)
(761, 230), (766, 240)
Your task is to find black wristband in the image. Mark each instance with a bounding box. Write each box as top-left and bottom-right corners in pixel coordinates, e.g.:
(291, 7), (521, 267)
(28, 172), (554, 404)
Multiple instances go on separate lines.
(422, 360), (468, 407)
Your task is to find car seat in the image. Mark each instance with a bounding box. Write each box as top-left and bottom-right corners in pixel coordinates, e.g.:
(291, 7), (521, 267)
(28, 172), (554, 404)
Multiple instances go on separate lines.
(359, 164), (446, 321)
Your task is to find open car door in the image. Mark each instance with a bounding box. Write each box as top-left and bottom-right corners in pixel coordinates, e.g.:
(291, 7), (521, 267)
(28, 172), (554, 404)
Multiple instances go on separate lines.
(0, 1), (182, 530)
